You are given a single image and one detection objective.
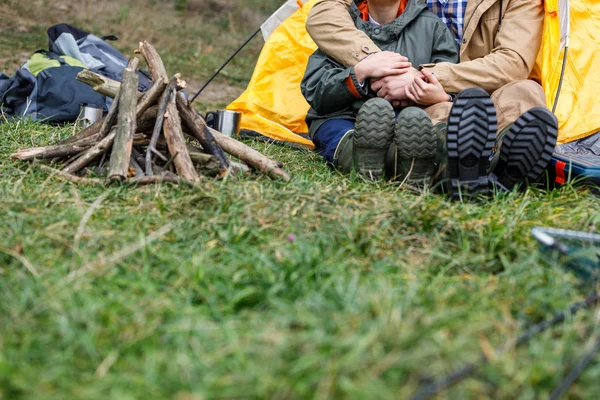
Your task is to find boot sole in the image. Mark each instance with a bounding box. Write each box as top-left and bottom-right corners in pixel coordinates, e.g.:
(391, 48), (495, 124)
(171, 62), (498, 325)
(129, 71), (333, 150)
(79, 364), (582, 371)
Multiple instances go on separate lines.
(395, 107), (436, 183)
(354, 98), (394, 180)
(494, 107), (558, 189)
(446, 88), (497, 200)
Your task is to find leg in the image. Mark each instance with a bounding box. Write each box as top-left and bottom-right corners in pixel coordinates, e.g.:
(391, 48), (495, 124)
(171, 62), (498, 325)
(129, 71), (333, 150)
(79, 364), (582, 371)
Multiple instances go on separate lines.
(491, 80), (546, 132)
(424, 101), (452, 126)
(313, 118), (355, 165)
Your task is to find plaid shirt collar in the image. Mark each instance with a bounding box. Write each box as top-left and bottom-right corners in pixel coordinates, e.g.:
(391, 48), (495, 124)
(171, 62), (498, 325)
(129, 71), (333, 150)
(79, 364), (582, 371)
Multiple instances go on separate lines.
(426, 0), (468, 44)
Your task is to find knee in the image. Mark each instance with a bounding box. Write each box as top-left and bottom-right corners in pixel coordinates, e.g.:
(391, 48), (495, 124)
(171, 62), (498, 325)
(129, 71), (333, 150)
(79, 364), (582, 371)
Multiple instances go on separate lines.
(493, 80), (545, 101)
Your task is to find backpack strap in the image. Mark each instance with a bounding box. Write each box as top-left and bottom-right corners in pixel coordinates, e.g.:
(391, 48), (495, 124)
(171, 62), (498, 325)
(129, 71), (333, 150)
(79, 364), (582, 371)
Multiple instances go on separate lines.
(35, 50), (67, 65)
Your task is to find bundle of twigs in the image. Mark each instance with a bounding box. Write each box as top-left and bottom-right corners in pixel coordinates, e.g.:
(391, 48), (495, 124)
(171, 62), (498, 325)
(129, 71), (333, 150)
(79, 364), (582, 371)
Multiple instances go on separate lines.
(11, 41), (291, 185)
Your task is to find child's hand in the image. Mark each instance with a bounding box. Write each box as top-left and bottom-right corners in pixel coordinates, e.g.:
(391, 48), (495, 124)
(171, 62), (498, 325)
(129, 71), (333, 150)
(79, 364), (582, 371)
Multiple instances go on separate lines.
(405, 69), (449, 106)
(354, 51), (412, 83)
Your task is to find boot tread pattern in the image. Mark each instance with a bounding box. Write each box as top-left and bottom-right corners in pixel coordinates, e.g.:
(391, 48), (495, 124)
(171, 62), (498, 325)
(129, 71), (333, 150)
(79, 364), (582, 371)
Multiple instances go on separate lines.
(353, 98), (395, 179)
(496, 107), (558, 189)
(396, 109), (436, 159)
(446, 88), (497, 200)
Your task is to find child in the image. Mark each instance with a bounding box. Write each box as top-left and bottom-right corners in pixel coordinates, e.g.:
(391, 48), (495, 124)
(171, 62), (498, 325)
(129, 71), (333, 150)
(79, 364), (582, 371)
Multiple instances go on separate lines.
(301, 0), (459, 182)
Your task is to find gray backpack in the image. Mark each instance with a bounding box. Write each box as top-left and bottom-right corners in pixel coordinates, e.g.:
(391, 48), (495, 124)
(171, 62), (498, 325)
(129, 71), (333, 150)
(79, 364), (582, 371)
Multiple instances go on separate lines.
(0, 24), (151, 122)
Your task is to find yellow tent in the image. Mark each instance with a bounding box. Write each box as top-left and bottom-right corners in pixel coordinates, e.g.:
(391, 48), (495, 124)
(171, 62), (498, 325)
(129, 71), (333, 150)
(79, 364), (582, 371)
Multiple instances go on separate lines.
(227, 0), (318, 150)
(535, 0), (600, 144)
(230, 0), (600, 147)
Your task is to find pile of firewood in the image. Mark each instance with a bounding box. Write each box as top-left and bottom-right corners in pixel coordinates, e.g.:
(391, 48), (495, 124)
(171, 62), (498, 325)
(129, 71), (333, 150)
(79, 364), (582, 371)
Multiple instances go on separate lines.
(10, 41), (290, 185)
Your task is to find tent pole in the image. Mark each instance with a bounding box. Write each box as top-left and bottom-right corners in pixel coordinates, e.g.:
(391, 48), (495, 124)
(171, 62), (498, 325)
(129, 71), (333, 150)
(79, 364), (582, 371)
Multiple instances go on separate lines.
(552, 45), (569, 114)
(190, 27), (262, 104)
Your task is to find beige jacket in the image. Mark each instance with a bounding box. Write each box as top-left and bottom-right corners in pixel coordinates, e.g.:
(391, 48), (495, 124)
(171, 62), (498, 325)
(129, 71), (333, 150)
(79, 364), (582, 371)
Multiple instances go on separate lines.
(306, 0), (544, 94)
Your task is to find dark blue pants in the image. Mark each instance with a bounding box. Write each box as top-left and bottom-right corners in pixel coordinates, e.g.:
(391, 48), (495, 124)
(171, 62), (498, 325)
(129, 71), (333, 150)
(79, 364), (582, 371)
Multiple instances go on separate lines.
(313, 119), (355, 163)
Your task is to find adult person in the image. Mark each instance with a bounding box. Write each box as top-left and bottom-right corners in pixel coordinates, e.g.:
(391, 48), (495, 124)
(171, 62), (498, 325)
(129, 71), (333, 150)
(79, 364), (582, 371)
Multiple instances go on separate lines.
(306, 0), (559, 198)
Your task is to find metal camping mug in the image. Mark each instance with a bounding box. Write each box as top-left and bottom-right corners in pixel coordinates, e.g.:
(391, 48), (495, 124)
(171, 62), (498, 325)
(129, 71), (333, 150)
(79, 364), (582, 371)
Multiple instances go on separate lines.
(205, 110), (242, 137)
(78, 104), (103, 129)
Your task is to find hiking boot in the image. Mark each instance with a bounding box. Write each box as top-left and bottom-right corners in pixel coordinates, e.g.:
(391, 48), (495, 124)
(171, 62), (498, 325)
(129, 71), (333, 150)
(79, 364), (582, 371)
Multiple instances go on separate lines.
(388, 107), (437, 185)
(431, 122), (448, 182)
(491, 107), (558, 190)
(352, 98), (395, 180)
(334, 128), (355, 174)
(445, 88), (497, 200)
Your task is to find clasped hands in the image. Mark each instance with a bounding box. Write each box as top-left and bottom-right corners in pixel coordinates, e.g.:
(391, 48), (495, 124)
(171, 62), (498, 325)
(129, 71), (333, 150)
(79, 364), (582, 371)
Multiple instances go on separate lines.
(353, 51), (448, 107)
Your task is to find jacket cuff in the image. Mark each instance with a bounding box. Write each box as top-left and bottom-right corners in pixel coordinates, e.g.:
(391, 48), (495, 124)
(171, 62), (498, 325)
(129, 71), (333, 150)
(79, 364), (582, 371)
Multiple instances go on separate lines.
(345, 67), (369, 99)
(419, 63), (452, 92)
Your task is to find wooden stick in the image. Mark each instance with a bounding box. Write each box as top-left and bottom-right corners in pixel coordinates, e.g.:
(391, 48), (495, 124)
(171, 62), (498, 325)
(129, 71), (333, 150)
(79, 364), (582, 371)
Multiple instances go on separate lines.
(42, 165), (105, 184)
(176, 93), (230, 171)
(136, 77), (168, 118)
(210, 127), (290, 181)
(146, 77), (177, 175)
(11, 143), (91, 161)
(163, 88), (199, 182)
(61, 107), (158, 174)
(179, 104), (290, 181)
(63, 127), (117, 174)
(60, 119), (103, 145)
(43, 165), (189, 186)
(77, 70), (183, 101)
(76, 69), (140, 100)
(108, 58), (140, 181)
(99, 92), (121, 139)
(137, 41), (168, 82)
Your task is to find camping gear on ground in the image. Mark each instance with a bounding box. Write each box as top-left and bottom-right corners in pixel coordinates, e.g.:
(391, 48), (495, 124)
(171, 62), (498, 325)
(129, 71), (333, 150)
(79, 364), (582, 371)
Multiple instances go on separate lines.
(548, 153), (600, 189)
(205, 110), (242, 137)
(77, 104), (104, 129)
(532, 226), (600, 282)
(227, 0), (599, 151)
(10, 41), (291, 185)
(47, 24), (152, 92)
(0, 51), (107, 123)
(0, 23), (152, 123)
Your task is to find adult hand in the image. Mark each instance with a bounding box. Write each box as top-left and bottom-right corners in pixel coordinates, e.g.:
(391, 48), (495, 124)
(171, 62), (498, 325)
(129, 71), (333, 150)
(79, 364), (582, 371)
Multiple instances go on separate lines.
(371, 67), (420, 101)
(405, 69), (449, 106)
(354, 51), (412, 83)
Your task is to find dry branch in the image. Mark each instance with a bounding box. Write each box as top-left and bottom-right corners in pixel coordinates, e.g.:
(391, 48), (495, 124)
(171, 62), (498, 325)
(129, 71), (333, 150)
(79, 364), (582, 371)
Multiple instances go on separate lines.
(210, 127), (290, 181)
(176, 93), (230, 171)
(43, 166), (188, 186)
(11, 143), (91, 161)
(63, 128), (117, 174)
(146, 77), (177, 175)
(76, 69), (139, 100)
(60, 119), (103, 145)
(163, 88), (198, 182)
(136, 78), (168, 118)
(137, 41), (168, 82)
(108, 58), (139, 181)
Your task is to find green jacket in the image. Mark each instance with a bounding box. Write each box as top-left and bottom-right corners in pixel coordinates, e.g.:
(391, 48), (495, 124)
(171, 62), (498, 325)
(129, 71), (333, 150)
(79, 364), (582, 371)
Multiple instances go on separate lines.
(301, 0), (459, 138)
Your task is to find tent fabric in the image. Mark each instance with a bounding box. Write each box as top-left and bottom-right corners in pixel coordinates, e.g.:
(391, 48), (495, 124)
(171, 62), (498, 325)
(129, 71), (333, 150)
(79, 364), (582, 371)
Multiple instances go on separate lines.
(230, 0), (600, 149)
(536, 0), (600, 144)
(227, 0), (317, 150)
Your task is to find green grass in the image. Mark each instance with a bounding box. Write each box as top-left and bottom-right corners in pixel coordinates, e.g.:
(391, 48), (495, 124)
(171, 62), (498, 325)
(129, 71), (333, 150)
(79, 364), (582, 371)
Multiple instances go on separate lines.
(2, 1), (600, 398)
(2, 121), (600, 399)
